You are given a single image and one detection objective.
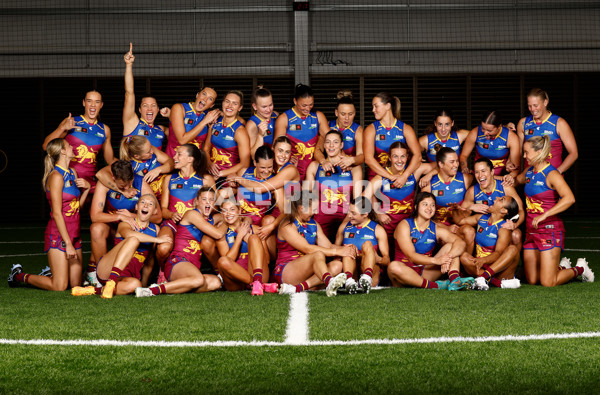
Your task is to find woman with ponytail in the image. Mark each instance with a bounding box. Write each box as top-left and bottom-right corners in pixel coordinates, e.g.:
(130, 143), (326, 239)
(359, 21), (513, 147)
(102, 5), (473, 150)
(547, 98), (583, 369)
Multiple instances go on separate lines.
(9, 138), (91, 291)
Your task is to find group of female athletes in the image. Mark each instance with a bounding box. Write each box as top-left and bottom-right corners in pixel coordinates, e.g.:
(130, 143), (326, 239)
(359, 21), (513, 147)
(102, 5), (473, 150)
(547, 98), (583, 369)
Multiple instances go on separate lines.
(8, 44), (594, 298)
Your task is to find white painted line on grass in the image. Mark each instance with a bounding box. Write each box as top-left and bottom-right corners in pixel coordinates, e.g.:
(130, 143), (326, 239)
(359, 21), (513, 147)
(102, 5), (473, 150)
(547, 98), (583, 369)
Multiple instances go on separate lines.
(1, 331), (599, 348)
(284, 292), (309, 345)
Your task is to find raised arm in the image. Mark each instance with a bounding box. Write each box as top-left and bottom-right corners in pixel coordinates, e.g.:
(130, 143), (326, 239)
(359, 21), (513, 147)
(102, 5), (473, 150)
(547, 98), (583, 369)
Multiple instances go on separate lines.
(122, 42), (140, 136)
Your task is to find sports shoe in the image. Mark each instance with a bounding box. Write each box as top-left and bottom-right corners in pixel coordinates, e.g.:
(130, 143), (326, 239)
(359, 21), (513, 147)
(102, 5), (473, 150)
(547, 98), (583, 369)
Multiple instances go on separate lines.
(559, 257), (572, 270)
(84, 271), (98, 286)
(500, 278), (521, 289)
(101, 280), (116, 299)
(262, 283), (278, 293)
(576, 258), (595, 283)
(135, 287), (155, 297)
(251, 280), (264, 296)
(7, 264), (23, 288)
(326, 273), (347, 297)
(345, 277), (358, 295)
(278, 283), (296, 295)
(156, 270), (167, 285)
(39, 266), (52, 277)
(71, 286), (96, 296)
(471, 276), (489, 291)
(358, 274), (372, 294)
(448, 276), (475, 291)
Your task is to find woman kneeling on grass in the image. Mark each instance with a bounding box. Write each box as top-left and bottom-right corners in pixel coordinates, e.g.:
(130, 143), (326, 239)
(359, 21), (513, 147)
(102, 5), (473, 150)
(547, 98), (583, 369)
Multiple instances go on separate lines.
(72, 194), (171, 297)
(216, 199), (277, 295)
(275, 190), (357, 297)
(387, 192), (473, 290)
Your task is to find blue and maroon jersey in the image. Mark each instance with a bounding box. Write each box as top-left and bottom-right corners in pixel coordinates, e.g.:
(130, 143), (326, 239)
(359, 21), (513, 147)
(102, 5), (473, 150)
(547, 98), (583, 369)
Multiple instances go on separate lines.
(430, 172), (467, 225)
(276, 217), (318, 266)
(166, 102), (209, 157)
(65, 115), (107, 180)
(329, 120), (359, 156)
(130, 119), (165, 149)
(114, 221), (159, 278)
(131, 154), (164, 200)
(473, 179), (505, 207)
(474, 126), (510, 176)
(426, 131), (461, 163)
(284, 108), (319, 179)
(248, 113), (276, 147)
(314, 164), (353, 217)
(378, 168), (416, 235)
(395, 217), (437, 262)
(524, 164), (564, 233)
(475, 214), (506, 258)
(370, 119), (406, 180)
(163, 172), (204, 231)
(169, 210), (214, 268)
(523, 113), (562, 169)
(225, 225), (250, 269)
(342, 219), (378, 253)
(210, 117), (243, 172)
(105, 186), (140, 213)
(45, 165), (81, 238)
(238, 166), (274, 225)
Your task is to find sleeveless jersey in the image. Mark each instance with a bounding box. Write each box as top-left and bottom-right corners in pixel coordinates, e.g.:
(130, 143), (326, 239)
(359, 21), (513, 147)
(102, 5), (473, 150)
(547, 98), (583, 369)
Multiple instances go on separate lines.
(130, 153), (165, 200)
(114, 220), (159, 279)
(170, 210), (214, 267)
(474, 126), (510, 175)
(163, 172), (204, 230)
(314, 164), (353, 217)
(130, 119), (165, 149)
(238, 166), (274, 225)
(166, 103), (209, 157)
(379, 169), (416, 235)
(524, 164), (564, 233)
(284, 108), (319, 179)
(276, 218), (318, 265)
(426, 131), (461, 163)
(473, 179), (505, 207)
(430, 172), (467, 225)
(329, 120), (359, 156)
(523, 113), (563, 169)
(210, 117), (243, 172)
(475, 214), (506, 258)
(65, 115), (107, 180)
(370, 119), (406, 179)
(269, 161), (300, 220)
(45, 165), (81, 239)
(395, 217), (437, 262)
(105, 186), (140, 213)
(225, 225), (251, 269)
(342, 219), (378, 254)
(248, 113), (276, 147)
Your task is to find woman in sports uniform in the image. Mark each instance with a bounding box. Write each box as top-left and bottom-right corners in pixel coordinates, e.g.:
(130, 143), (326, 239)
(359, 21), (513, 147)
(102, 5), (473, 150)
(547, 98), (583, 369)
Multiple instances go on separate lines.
(9, 138), (90, 291)
(419, 109), (469, 163)
(515, 135), (593, 286)
(274, 84), (329, 180)
(247, 86), (278, 156)
(363, 92), (421, 183)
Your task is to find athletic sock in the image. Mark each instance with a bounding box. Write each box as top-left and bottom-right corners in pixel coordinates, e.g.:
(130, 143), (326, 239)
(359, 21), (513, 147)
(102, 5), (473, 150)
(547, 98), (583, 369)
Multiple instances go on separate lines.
(86, 260), (97, 273)
(481, 264), (496, 280)
(295, 282), (309, 292)
(95, 287), (102, 295)
(364, 268), (374, 278)
(344, 271), (353, 280)
(14, 272), (26, 283)
(322, 272), (332, 286)
(421, 278), (438, 289)
(108, 267), (123, 282)
(252, 268), (263, 283)
(151, 284), (167, 295)
(448, 270), (459, 283)
(573, 266), (584, 276)
(490, 277), (502, 287)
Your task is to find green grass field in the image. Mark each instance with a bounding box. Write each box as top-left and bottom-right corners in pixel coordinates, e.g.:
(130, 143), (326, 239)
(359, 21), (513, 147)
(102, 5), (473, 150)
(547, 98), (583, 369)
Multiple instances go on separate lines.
(1, 220), (599, 394)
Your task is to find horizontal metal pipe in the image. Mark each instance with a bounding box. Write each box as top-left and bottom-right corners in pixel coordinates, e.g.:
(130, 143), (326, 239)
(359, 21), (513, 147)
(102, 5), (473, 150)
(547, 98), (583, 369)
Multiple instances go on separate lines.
(313, 41), (600, 51)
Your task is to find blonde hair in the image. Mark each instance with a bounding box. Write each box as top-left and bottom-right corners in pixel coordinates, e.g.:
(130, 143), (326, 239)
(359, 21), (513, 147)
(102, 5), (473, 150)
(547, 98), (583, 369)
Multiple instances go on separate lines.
(120, 135), (149, 161)
(42, 138), (65, 188)
(526, 135), (551, 166)
(527, 88), (549, 103)
(138, 193), (159, 208)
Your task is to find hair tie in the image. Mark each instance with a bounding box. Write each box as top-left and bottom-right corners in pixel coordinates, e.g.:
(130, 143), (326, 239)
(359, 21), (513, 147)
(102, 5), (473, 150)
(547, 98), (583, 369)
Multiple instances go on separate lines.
(127, 136), (132, 143)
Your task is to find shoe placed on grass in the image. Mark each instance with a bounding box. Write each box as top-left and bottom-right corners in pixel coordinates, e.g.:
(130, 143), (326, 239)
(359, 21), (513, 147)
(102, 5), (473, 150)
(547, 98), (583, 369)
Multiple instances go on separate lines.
(38, 266), (52, 277)
(448, 276), (474, 291)
(278, 283), (297, 295)
(101, 280), (116, 299)
(559, 257), (572, 270)
(471, 276), (489, 291)
(576, 258), (595, 283)
(500, 278), (521, 289)
(358, 274), (372, 294)
(262, 283), (278, 293)
(251, 280), (264, 296)
(135, 287), (155, 298)
(84, 271), (98, 286)
(326, 273), (347, 297)
(71, 286), (96, 296)
(435, 280), (449, 290)
(344, 277), (358, 295)
(7, 264), (23, 288)
(156, 270), (167, 285)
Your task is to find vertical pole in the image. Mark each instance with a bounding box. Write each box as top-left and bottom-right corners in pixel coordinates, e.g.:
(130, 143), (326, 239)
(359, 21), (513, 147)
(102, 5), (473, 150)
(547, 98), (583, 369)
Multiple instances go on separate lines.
(294, 0), (310, 86)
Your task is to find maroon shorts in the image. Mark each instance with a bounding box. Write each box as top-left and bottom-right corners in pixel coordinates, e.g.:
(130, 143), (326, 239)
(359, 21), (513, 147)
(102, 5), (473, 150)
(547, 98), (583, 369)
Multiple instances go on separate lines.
(524, 231), (564, 252)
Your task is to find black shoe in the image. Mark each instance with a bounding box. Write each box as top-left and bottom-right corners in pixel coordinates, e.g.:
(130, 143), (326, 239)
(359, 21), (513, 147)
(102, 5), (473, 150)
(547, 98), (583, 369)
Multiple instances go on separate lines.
(39, 266), (52, 277)
(8, 264), (23, 288)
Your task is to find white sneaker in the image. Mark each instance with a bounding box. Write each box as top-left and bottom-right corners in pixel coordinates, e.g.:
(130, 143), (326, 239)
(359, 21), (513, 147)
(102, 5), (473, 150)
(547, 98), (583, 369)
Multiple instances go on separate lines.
(278, 283), (297, 295)
(135, 287), (155, 297)
(359, 274), (372, 294)
(576, 258), (595, 283)
(344, 277), (358, 294)
(85, 271), (98, 286)
(472, 276), (489, 291)
(326, 273), (347, 297)
(559, 257), (572, 270)
(500, 278), (521, 289)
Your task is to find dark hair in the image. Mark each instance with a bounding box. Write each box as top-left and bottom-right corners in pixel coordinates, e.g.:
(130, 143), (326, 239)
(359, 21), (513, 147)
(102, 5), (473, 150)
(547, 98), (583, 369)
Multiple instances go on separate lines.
(226, 90), (244, 106)
(527, 88), (549, 102)
(502, 196), (519, 221)
(181, 143), (208, 176)
(435, 146), (457, 165)
(352, 196), (379, 224)
(424, 109), (456, 135)
(111, 160), (134, 182)
(374, 92), (401, 119)
(481, 110), (503, 127)
(325, 129), (344, 141)
(294, 84), (314, 100)
(336, 90), (355, 108)
(411, 192), (436, 218)
(251, 85), (272, 105)
(388, 141), (410, 167)
(273, 135), (293, 148)
(255, 145), (274, 162)
(282, 189), (317, 227)
(474, 157), (494, 172)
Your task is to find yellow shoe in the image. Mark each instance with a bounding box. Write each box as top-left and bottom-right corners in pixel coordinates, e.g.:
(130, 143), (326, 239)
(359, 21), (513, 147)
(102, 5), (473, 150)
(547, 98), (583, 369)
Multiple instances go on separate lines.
(71, 286), (96, 296)
(101, 280), (116, 299)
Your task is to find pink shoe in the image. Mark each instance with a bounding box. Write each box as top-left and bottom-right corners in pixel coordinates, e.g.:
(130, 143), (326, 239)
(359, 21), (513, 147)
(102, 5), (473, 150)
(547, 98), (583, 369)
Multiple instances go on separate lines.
(156, 270), (167, 285)
(251, 281), (264, 296)
(262, 283), (278, 293)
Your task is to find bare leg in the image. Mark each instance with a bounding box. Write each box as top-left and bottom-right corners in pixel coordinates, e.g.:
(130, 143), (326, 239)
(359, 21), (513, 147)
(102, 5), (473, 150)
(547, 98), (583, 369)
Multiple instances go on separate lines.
(155, 226), (174, 270)
(539, 247), (578, 287)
